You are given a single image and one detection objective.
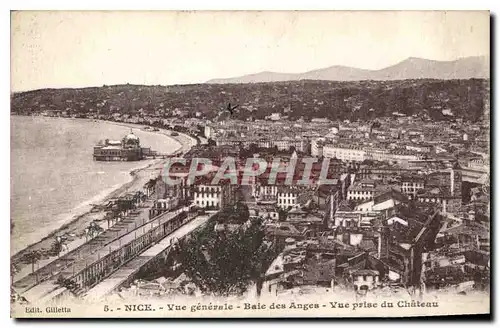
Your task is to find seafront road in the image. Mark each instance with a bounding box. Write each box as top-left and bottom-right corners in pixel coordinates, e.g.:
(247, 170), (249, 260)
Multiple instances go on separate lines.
(83, 214), (212, 301)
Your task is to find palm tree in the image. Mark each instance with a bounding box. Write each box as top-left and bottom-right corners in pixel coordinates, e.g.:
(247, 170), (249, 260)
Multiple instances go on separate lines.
(50, 237), (63, 256)
(21, 250), (43, 273)
(104, 210), (120, 228)
(134, 191), (146, 205)
(116, 197), (135, 215)
(10, 263), (19, 285)
(134, 191), (143, 204)
(56, 275), (78, 292)
(85, 221), (104, 241)
(131, 192), (139, 207)
(50, 236), (68, 257)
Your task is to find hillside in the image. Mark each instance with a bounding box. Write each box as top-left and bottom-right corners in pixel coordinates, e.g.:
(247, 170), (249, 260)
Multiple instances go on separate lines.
(11, 79), (490, 123)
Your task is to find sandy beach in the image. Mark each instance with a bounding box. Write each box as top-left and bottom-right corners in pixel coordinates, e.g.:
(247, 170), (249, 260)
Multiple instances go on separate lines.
(10, 118), (197, 282)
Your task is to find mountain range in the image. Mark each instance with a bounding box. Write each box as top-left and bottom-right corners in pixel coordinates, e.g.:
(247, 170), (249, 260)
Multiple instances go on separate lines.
(206, 56), (490, 84)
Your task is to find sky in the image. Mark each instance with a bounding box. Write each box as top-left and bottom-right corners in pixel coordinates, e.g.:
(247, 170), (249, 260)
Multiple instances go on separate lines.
(11, 10), (490, 92)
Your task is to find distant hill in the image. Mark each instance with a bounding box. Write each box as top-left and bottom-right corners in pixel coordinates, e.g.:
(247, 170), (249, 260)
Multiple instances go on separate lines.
(11, 78), (490, 123)
(206, 56), (490, 84)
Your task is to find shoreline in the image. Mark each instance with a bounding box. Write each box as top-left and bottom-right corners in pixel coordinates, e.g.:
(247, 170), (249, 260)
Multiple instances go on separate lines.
(11, 159), (154, 260)
(10, 117), (196, 267)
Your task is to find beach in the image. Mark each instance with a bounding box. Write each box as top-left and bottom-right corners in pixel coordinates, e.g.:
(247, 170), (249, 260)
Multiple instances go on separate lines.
(10, 117), (196, 281)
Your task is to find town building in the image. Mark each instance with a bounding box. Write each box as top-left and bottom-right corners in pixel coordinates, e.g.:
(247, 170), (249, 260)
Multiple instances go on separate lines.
(400, 175), (425, 199)
(311, 139), (324, 157)
(149, 197), (179, 218)
(323, 144), (366, 162)
(346, 179), (389, 201)
(193, 183), (235, 210)
(204, 125), (212, 139)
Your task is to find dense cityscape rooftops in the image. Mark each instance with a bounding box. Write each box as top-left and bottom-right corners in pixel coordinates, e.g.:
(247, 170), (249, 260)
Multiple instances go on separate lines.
(10, 78), (490, 303)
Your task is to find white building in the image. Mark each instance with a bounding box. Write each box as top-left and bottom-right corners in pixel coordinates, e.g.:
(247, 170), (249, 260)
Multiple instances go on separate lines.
(400, 177), (425, 198)
(323, 144), (366, 162)
(311, 138), (324, 157)
(253, 184), (278, 203)
(277, 192), (299, 209)
(365, 148), (421, 166)
(276, 187), (304, 209)
(269, 113), (281, 121)
(193, 184), (233, 209)
(156, 197), (178, 211)
(333, 211), (362, 228)
(347, 188), (376, 201)
(218, 138), (307, 152)
(204, 125), (212, 139)
(347, 180), (379, 201)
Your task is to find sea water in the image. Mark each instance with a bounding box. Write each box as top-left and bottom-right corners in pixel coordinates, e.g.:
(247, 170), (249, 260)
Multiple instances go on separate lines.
(10, 116), (179, 256)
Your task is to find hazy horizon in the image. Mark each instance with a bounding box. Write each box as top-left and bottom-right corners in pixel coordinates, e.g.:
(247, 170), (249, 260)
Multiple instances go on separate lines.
(11, 11), (490, 92)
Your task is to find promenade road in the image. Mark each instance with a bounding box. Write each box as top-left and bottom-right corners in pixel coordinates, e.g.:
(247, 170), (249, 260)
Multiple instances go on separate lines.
(21, 207), (188, 302)
(83, 214), (212, 301)
(15, 201), (180, 295)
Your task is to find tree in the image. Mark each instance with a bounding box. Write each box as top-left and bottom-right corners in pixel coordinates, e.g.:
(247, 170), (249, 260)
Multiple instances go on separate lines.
(104, 210), (119, 228)
(248, 143), (259, 155)
(50, 236), (68, 257)
(85, 221), (104, 241)
(50, 241), (63, 258)
(10, 263), (19, 285)
(178, 217), (275, 297)
(116, 197), (135, 214)
(207, 138), (217, 147)
(132, 190), (146, 206)
(21, 250), (43, 273)
(56, 275), (78, 292)
(217, 202), (250, 224)
(277, 207), (289, 221)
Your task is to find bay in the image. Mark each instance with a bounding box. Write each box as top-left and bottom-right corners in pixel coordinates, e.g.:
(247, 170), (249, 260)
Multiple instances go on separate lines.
(10, 116), (179, 255)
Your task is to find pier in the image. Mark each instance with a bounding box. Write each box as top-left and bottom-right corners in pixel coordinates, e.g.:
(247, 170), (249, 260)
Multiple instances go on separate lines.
(144, 153), (179, 159)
